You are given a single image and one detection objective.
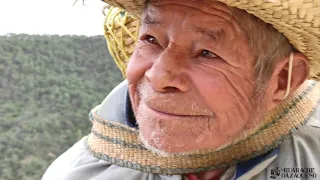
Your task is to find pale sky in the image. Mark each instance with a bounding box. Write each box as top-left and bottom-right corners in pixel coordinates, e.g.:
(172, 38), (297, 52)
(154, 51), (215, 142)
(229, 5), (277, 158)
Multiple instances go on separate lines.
(0, 0), (106, 36)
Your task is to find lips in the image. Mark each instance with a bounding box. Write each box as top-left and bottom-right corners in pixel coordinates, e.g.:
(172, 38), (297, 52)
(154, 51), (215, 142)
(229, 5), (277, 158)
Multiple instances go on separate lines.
(149, 105), (191, 117)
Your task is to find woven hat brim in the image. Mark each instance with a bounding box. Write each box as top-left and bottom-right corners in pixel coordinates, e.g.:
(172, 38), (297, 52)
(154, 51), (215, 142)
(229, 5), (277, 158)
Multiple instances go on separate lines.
(103, 0), (320, 80)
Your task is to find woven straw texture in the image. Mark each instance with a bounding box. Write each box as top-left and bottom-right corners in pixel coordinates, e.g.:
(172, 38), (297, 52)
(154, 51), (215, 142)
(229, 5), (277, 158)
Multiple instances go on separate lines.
(103, 0), (320, 80)
(104, 6), (140, 78)
(86, 81), (320, 174)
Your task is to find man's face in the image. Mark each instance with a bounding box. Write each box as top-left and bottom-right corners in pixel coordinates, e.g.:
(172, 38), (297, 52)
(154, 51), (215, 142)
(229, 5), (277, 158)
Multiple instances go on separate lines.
(126, 0), (268, 154)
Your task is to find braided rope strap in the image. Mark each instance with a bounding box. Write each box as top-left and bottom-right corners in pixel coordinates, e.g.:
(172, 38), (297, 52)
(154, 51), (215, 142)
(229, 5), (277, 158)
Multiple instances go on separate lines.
(86, 81), (320, 174)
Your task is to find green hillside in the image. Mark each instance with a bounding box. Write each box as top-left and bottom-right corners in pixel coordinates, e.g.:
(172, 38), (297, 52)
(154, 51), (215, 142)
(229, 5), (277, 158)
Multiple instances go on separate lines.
(0, 34), (123, 180)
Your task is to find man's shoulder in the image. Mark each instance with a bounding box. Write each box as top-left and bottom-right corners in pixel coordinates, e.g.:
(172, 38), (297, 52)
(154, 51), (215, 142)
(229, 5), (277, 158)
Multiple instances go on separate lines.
(251, 108), (320, 180)
(276, 106), (320, 172)
(42, 137), (111, 180)
(42, 136), (182, 180)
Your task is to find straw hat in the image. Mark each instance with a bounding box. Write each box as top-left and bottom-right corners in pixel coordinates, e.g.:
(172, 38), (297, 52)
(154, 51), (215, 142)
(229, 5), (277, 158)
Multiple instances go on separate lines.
(102, 0), (320, 80)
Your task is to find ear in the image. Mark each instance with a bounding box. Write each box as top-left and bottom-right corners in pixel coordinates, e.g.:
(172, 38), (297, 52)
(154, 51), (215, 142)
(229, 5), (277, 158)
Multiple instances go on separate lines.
(271, 52), (309, 102)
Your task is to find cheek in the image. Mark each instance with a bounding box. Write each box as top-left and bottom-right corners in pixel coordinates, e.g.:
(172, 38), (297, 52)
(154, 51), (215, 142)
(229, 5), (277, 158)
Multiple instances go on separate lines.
(191, 69), (256, 134)
(126, 49), (153, 84)
(192, 72), (237, 110)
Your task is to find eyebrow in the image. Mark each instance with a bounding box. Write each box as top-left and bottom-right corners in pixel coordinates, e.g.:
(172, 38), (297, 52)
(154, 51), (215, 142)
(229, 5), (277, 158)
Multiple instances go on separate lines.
(142, 14), (224, 44)
(193, 26), (224, 44)
(142, 14), (164, 26)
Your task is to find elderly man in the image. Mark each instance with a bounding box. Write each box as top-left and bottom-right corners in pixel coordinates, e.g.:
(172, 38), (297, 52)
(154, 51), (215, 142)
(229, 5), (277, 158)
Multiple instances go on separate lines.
(43, 0), (319, 179)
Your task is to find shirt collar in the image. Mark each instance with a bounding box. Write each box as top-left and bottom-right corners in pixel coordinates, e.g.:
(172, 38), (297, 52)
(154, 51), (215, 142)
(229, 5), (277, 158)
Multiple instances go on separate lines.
(235, 148), (279, 179)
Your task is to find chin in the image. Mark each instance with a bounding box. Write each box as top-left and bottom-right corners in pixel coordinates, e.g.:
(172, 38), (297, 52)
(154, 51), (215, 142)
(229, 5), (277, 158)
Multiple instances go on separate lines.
(135, 106), (230, 154)
(138, 131), (205, 156)
(138, 133), (178, 156)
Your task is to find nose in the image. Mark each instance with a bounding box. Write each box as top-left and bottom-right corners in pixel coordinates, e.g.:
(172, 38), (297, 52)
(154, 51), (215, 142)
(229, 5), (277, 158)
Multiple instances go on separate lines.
(145, 49), (190, 93)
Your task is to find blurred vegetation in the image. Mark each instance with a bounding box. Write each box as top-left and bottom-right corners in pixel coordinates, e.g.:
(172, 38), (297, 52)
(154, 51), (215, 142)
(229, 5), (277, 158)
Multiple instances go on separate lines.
(0, 34), (123, 180)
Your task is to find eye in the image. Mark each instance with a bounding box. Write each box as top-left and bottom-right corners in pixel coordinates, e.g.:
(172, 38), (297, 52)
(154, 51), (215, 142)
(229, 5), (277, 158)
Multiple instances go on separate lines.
(145, 35), (159, 45)
(201, 50), (218, 58)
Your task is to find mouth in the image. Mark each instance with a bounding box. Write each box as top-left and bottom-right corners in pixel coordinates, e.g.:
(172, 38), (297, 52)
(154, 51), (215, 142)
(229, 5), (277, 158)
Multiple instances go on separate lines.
(143, 101), (209, 119)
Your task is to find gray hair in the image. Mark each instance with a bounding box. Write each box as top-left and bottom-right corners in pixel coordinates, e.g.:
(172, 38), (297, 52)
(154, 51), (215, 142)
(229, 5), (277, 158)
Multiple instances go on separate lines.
(240, 11), (296, 91)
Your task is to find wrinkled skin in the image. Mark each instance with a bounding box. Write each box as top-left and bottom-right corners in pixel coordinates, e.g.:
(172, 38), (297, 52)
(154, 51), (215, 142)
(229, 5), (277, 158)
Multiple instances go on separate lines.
(126, 0), (286, 154)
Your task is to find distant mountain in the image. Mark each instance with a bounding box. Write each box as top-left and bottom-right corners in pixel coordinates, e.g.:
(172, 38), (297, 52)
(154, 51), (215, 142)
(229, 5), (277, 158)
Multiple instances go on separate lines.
(0, 34), (123, 180)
